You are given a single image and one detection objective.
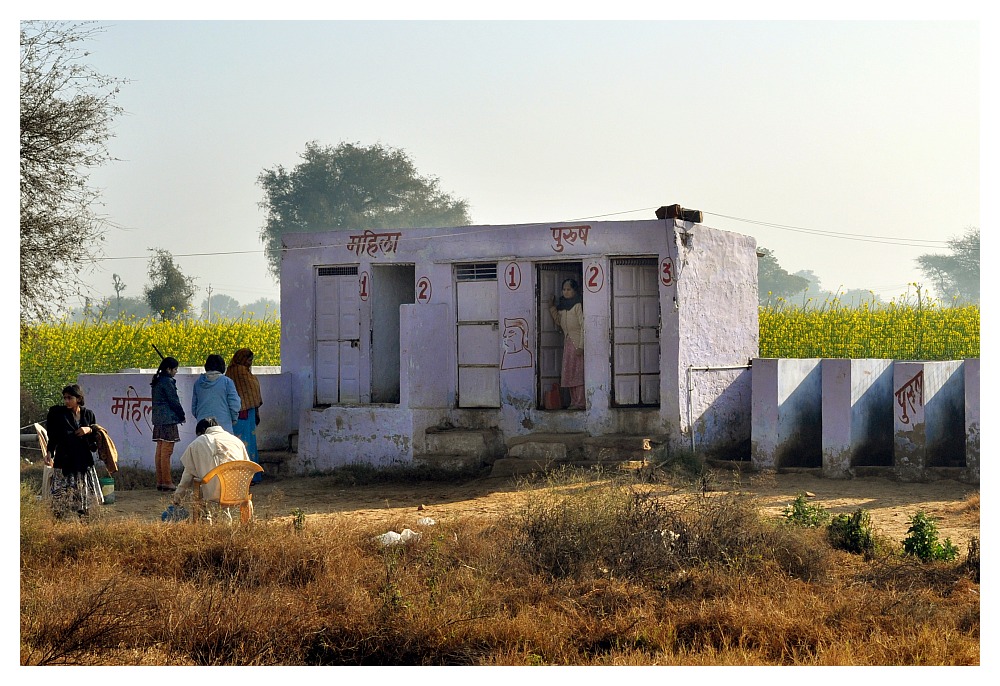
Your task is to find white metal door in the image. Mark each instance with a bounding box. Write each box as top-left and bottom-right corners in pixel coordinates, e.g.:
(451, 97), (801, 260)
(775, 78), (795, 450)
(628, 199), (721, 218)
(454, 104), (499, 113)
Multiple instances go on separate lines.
(315, 267), (361, 404)
(612, 259), (660, 406)
(456, 263), (500, 408)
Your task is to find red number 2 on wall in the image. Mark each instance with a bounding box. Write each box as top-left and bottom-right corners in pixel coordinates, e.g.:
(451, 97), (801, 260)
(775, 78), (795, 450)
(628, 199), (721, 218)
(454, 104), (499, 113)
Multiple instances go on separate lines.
(585, 263), (604, 293)
(416, 276), (432, 303)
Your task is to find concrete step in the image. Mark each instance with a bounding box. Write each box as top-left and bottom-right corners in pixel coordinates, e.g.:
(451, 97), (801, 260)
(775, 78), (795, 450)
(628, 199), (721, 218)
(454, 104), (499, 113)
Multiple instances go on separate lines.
(424, 429), (493, 456)
(257, 450), (295, 478)
(507, 441), (569, 462)
(413, 453), (484, 472)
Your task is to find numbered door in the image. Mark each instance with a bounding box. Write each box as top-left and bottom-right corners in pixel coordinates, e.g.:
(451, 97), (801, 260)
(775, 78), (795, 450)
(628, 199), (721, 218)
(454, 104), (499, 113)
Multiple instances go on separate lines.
(611, 259), (660, 406)
(456, 263), (500, 408)
(315, 266), (361, 405)
(536, 262), (583, 409)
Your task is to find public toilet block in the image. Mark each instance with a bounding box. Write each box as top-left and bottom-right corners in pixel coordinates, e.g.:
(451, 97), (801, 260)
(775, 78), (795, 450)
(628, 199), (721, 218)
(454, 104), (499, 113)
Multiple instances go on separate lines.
(279, 211), (759, 472)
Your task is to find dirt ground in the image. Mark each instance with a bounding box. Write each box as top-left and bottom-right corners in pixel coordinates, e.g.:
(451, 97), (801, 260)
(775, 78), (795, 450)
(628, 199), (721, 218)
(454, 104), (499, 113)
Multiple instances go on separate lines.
(98, 469), (980, 550)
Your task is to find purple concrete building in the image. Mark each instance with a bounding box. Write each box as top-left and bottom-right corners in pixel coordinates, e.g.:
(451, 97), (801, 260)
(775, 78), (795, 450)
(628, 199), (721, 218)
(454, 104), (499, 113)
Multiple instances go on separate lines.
(279, 212), (759, 472)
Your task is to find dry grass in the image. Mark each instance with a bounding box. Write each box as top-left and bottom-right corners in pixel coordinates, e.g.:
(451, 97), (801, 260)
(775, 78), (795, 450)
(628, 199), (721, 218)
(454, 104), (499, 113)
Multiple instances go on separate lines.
(19, 469), (979, 666)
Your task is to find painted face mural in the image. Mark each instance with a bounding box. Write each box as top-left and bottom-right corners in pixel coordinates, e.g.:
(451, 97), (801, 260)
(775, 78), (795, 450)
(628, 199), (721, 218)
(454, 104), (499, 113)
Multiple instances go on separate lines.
(501, 318), (532, 370)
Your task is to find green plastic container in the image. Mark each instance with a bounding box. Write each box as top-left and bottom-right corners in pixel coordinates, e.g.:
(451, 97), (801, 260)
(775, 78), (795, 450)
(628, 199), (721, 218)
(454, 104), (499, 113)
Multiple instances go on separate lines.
(99, 476), (115, 504)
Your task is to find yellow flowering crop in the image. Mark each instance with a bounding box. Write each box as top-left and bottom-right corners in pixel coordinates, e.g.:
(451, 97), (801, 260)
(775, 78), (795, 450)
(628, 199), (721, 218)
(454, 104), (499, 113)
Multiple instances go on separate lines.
(21, 314), (281, 409)
(759, 296), (979, 360)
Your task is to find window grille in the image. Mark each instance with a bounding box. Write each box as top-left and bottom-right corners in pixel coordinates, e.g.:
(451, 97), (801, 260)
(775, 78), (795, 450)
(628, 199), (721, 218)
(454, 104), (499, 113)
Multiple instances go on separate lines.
(455, 263), (498, 281)
(612, 257), (657, 266)
(317, 266), (359, 276)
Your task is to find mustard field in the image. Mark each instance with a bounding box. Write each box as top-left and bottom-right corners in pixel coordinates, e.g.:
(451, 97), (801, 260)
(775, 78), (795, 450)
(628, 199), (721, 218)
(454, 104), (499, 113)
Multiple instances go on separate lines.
(20, 302), (979, 412)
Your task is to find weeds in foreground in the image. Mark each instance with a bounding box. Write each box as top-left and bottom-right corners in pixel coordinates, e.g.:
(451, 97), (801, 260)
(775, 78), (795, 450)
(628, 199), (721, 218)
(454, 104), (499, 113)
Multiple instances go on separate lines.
(903, 511), (959, 562)
(827, 508), (886, 559)
(20, 469), (978, 666)
(782, 493), (831, 527)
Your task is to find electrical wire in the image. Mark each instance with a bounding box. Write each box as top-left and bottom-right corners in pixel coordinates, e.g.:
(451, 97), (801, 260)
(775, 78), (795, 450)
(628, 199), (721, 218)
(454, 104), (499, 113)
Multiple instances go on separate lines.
(704, 211), (962, 249)
(73, 205), (968, 263)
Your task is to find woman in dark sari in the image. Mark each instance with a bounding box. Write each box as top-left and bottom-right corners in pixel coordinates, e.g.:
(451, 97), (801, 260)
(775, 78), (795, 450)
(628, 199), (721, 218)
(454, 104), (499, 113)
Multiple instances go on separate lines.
(45, 384), (102, 517)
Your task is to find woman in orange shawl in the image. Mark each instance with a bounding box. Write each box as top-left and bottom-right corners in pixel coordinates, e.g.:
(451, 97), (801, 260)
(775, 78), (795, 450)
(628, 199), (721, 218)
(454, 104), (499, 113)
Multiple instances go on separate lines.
(225, 348), (263, 482)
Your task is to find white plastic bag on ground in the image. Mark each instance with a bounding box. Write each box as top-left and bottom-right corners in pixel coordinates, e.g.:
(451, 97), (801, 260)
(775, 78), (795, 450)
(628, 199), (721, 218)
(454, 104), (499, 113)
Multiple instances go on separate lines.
(374, 528), (422, 546)
(416, 517), (436, 526)
(374, 531), (402, 546)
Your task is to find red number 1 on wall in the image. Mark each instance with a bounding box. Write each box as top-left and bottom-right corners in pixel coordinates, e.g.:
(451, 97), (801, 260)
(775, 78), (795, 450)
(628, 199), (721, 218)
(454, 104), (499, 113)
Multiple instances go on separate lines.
(359, 271), (370, 300)
(505, 263), (521, 290)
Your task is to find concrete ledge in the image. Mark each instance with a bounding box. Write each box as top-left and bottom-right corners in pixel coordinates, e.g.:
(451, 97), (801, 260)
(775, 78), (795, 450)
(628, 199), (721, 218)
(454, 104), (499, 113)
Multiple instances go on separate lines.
(413, 453), (484, 471)
(508, 441), (568, 462)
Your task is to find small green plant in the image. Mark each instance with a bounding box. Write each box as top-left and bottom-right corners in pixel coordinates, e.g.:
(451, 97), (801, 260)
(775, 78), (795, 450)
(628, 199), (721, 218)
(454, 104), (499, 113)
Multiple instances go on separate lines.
(902, 511), (959, 562)
(827, 508), (878, 558)
(782, 493), (830, 527)
(291, 507), (306, 532)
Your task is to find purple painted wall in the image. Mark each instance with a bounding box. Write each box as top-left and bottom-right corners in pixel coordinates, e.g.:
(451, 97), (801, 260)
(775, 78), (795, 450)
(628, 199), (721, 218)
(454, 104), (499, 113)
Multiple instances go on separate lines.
(280, 217), (760, 470)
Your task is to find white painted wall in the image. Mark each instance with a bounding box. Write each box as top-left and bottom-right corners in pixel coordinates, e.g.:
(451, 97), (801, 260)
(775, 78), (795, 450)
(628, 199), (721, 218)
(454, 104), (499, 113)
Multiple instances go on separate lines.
(77, 369), (294, 471)
(280, 218), (761, 469)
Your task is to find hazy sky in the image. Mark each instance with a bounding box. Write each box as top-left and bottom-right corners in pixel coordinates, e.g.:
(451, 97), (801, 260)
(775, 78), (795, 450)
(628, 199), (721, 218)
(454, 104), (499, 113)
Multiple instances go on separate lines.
(21, 15), (984, 312)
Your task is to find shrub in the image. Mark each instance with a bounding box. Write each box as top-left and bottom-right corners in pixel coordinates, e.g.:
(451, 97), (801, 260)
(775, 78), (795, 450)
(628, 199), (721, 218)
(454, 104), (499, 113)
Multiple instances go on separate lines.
(506, 470), (832, 583)
(902, 511), (959, 562)
(782, 493), (830, 527)
(827, 508), (880, 558)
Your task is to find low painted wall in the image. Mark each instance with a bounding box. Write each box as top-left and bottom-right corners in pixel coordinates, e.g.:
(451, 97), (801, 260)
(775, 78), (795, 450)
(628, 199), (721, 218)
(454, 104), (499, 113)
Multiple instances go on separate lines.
(893, 360), (966, 479)
(821, 359), (894, 477)
(965, 358), (980, 481)
(77, 368), (294, 471)
(751, 358), (822, 470)
(752, 358), (977, 483)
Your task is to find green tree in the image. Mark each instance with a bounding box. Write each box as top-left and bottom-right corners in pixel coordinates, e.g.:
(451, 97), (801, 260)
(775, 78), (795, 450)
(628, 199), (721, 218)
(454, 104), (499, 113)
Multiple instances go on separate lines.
(200, 293), (242, 320)
(257, 141), (471, 278)
(20, 21), (125, 322)
(792, 270), (883, 308)
(757, 247), (809, 304)
(242, 297), (279, 319)
(143, 249), (197, 320)
(915, 227), (979, 304)
(114, 296), (153, 320)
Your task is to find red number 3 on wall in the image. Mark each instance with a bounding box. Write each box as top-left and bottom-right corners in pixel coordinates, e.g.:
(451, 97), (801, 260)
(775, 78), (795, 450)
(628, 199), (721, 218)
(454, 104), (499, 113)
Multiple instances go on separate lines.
(660, 258), (674, 287)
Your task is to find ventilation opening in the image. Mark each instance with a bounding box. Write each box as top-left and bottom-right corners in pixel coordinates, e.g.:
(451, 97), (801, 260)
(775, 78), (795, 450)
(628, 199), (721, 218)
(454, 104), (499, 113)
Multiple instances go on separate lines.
(613, 257), (657, 266)
(456, 263), (498, 281)
(318, 266), (359, 276)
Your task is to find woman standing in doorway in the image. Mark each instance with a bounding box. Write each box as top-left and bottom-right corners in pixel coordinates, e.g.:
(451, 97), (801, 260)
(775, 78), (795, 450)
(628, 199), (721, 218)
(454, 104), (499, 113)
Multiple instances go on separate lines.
(150, 356), (185, 491)
(548, 278), (586, 410)
(225, 347), (264, 483)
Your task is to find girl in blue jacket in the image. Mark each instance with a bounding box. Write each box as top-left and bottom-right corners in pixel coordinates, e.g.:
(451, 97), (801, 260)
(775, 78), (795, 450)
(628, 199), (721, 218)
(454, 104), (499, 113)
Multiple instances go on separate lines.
(191, 354), (242, 434)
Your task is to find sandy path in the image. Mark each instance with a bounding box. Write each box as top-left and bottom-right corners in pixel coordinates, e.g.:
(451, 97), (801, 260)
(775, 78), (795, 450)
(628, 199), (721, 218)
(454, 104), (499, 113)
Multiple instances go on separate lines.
(96, 470), (979, 550)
